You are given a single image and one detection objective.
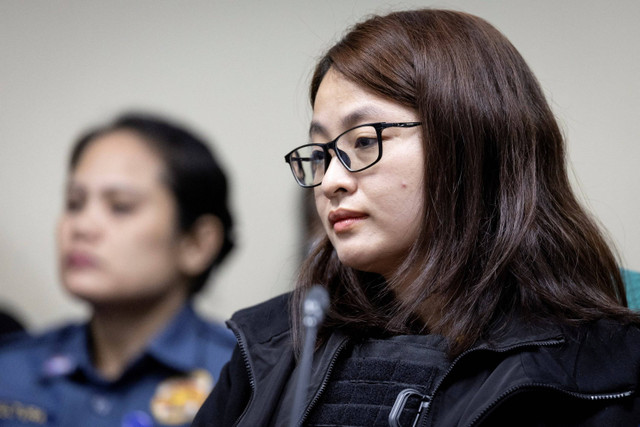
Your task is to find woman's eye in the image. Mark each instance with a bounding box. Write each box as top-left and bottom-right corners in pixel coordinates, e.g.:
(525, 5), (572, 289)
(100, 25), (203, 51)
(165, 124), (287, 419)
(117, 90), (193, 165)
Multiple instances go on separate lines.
(354, 137), (377, 149)
(310, 150), (325, 163)
(66, 198), (83, 212)
(111, 202), (135, 214)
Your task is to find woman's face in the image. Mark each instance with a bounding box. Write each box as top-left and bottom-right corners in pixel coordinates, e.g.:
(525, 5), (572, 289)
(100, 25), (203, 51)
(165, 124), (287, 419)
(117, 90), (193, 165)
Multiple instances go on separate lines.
(57, 130), (189, 306)
(312, 69), (425, 280)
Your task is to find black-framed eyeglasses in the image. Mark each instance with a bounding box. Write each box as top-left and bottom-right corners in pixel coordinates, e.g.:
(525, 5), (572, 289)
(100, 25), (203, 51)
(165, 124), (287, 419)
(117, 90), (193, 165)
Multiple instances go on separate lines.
(284, 121), (421, 188)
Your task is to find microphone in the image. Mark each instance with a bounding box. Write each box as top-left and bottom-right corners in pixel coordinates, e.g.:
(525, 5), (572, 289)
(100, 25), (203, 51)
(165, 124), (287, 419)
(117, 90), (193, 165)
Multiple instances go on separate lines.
(302, 285), (329, 328)
(289, 285), (329, 427)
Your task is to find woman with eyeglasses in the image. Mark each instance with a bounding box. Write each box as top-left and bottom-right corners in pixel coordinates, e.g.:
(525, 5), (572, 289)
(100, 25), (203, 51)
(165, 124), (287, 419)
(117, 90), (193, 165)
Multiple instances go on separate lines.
(194, 8), (640, 427)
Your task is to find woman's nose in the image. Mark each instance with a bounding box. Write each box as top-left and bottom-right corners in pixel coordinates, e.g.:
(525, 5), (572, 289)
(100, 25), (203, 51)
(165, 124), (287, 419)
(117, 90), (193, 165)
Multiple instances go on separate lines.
(68, 203), (102, 240)
(320, 154), (356, 196)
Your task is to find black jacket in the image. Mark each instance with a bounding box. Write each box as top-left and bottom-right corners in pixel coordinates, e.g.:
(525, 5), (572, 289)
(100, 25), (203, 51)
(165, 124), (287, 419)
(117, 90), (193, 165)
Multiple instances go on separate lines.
(193, 293), (640, 426)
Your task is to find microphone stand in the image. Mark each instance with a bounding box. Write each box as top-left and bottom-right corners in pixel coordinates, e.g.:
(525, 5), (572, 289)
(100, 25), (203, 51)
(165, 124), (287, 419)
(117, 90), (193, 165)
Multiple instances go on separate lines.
(288, 286), (329, 427)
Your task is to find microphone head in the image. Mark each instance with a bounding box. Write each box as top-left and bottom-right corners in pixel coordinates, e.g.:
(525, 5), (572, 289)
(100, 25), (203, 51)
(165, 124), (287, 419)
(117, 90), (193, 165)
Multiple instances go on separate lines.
(302, 285), (329, 328)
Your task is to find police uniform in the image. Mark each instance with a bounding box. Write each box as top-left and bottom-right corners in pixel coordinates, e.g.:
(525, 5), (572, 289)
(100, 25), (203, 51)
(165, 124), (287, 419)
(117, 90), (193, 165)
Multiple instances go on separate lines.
(0, 304), (235, 427)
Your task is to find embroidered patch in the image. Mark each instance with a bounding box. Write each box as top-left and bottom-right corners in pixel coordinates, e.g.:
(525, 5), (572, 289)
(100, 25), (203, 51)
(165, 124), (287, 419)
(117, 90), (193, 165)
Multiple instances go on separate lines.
(0, 400), (49, 424)
(150, 369), (213, 425)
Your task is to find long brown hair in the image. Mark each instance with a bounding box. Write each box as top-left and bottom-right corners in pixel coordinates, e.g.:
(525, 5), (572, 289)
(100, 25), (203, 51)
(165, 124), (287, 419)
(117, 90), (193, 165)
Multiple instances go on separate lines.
(293, 9), (636, 357)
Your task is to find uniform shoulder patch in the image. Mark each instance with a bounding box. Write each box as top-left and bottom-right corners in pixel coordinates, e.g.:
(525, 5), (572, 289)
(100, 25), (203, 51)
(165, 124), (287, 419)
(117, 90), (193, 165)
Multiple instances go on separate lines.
(150, 369), (213, 425)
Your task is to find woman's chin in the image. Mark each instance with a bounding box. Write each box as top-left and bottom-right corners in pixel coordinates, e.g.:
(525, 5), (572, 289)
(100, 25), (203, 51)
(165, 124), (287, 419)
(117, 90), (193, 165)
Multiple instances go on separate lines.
(62, 278), (118, 304)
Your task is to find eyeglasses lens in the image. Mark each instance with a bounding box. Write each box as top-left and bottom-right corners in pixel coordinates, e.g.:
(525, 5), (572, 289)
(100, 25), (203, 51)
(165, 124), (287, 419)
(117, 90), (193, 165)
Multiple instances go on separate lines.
(337, 126), (380, 171)
(290, 125), (381, 187)
(288, 147), (326, 187)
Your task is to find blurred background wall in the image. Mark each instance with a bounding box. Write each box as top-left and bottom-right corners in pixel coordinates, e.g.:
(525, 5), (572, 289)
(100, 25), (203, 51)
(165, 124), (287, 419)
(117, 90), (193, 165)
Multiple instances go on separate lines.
(1, 0), (639, 330)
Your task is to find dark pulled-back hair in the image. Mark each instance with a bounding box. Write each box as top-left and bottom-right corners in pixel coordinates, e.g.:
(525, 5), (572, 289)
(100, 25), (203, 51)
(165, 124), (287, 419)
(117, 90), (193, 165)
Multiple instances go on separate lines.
(70, 112), (234, 295)
(294, 9), (636, 357)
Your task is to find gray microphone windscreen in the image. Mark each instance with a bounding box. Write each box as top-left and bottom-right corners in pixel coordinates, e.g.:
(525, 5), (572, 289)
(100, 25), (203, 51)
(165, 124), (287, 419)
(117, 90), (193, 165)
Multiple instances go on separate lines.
(303, 285), (329, 327)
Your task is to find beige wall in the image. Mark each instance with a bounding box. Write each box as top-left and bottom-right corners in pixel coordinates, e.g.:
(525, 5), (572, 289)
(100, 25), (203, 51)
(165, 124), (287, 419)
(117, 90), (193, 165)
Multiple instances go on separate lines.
(1, 0), (638, 330)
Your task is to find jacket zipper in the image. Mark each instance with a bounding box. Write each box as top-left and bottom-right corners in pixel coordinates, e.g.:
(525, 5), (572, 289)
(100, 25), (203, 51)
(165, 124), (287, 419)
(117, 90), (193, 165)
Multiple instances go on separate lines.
(230, 325), (256, 427)
(417, 337), (565, 427)
(467, 383), (633, 426)
(296, 336), (350, 427)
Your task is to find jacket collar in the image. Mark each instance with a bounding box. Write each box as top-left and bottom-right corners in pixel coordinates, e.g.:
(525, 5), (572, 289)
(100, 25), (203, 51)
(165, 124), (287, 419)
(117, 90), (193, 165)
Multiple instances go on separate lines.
(231, 292), (640, 393)
(228, 293), (292, 347)
(469, 316), (565, 352)
(456, 316), (640, 394)
(230, 293), (569, 357)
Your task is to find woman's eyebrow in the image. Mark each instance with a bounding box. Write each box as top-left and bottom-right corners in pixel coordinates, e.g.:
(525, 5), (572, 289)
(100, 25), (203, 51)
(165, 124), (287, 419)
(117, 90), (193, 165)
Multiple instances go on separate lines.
(308, 106), (384, 139)
(102, 187), (143, 198)
(308, 121), (327, 139)
(66, 180), (144, 197)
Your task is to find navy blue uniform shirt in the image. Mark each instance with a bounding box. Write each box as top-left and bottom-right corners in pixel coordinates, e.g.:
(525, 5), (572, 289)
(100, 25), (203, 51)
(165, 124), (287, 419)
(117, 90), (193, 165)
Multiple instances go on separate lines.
(0, 304), (235, 426)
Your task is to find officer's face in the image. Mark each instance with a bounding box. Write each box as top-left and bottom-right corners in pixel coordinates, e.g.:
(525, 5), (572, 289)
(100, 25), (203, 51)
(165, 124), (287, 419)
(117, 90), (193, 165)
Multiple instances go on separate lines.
(57, 130), (190, 307)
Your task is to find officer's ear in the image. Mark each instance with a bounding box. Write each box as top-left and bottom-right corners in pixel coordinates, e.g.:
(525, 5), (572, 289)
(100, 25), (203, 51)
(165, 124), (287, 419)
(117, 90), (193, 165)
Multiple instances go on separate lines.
(177, 215), (223, 277)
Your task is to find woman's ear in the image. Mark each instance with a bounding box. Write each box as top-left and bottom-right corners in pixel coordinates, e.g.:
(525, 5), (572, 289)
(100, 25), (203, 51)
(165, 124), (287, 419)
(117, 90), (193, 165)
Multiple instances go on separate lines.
(177, 215), (224, 277)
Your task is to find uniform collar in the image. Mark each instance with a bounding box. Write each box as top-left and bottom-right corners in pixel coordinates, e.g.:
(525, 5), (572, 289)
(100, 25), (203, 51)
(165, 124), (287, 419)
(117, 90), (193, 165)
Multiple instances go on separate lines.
(40, 303), (204, 381)
(40, 323), (91, 380)
(145, 303), (205, 373)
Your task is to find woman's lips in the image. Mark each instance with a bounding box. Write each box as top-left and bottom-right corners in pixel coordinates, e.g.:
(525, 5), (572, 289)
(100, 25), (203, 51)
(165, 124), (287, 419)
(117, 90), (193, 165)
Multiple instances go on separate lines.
(329, 209), (368, 233)
(65, 252), (98, 269)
